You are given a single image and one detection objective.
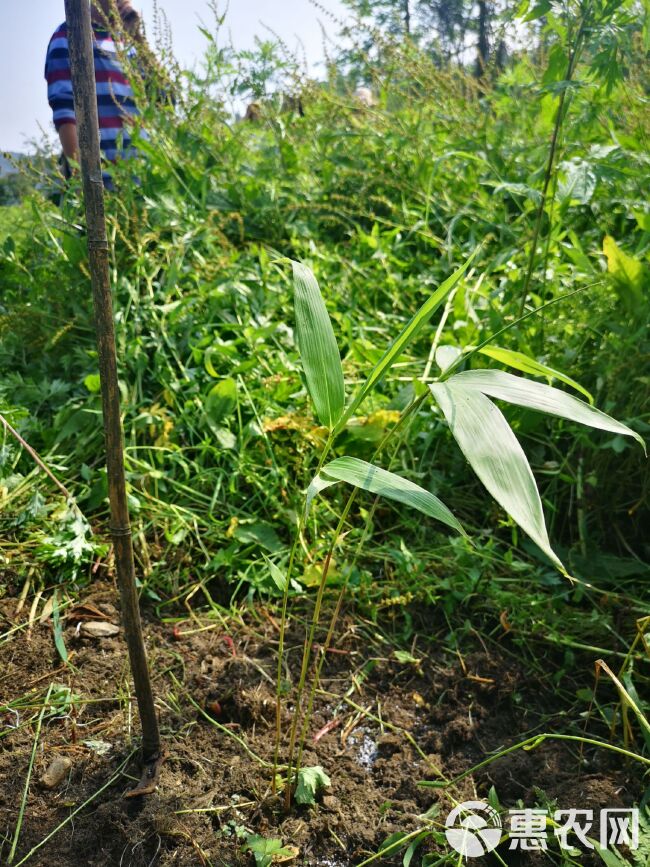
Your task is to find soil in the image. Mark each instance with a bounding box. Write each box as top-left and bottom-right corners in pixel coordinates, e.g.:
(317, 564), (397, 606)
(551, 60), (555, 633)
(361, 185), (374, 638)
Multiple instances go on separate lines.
(0, 581), (642, 866)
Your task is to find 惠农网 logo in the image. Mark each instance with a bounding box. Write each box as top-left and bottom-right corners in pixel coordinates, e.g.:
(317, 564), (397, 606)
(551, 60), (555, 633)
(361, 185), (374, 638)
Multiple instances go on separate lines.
(445, 801), (503, 857)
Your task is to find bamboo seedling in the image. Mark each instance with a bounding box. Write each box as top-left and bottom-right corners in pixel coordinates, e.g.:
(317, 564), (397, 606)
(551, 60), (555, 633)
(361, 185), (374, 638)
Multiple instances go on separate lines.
(274, 258), (644, 809)
(63, 0), (161, 787)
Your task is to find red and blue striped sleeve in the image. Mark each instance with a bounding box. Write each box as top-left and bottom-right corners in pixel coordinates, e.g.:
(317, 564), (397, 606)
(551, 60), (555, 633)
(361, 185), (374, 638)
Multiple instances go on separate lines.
(45, 24), (76, 129)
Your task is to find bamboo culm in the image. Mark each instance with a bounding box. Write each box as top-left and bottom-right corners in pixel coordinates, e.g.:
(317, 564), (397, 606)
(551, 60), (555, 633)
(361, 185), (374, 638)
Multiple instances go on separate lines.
(63, 0), (160, 761)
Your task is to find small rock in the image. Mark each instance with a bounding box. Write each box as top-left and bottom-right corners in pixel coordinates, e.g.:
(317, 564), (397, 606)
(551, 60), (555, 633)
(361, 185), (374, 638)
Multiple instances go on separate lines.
(81, 621), (120, 639)
(98, 602), (118, 616)
(41, 755), (72, 789)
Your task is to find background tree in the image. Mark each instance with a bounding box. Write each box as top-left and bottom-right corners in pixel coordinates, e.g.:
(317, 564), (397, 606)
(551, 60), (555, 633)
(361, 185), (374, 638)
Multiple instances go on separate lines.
(340, 0), (507, 75)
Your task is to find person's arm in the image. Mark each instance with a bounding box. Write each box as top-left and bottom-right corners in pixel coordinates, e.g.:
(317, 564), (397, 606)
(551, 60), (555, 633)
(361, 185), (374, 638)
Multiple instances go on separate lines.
(58, 122), (78, 162)
(45, 26), (78, 164)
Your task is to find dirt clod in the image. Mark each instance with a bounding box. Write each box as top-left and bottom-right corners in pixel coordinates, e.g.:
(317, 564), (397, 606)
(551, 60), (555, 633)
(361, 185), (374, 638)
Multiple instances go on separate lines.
(40, 755), (72, 789)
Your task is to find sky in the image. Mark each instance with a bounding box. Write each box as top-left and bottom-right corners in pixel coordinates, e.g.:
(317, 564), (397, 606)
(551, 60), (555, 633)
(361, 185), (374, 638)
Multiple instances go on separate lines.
(1, 0), (349, 153)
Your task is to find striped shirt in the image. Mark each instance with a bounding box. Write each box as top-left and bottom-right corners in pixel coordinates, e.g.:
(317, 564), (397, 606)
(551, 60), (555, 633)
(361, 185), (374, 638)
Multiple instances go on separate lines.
(45, 22), (140, 167)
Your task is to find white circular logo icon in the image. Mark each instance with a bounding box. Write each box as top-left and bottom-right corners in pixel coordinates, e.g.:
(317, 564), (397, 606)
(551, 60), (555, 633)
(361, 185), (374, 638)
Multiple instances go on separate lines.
(445, 800), (503, 857)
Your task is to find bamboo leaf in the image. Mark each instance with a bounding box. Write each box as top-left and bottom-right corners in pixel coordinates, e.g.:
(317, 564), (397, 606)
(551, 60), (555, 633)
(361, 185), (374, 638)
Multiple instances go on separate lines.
(429, 380), (562, 570)
(306, 456), (466, 536)
(305, 472), (337, 516)
(477, 346), (593, 403)
(334, 251), (477, 434)
(435, 345), (462, 373)
(452, 369), (645, 451)
(293, 261), (345, 429)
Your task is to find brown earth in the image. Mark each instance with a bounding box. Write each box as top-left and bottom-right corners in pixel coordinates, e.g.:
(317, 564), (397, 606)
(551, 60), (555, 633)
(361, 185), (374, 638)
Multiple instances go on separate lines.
(0, 581), (641, 866)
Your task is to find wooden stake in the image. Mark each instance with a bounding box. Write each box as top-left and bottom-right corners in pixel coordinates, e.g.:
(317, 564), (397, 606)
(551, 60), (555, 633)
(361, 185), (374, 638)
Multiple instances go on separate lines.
(63, 0), (160, 763)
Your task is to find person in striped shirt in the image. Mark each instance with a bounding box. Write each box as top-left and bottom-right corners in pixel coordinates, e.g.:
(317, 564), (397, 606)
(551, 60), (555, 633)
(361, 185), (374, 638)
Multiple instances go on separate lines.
(45, 1), (144, 186)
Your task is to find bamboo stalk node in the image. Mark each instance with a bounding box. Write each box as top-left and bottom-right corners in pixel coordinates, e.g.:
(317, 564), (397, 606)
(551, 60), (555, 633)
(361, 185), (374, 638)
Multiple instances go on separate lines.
(110, 524), (133, 537)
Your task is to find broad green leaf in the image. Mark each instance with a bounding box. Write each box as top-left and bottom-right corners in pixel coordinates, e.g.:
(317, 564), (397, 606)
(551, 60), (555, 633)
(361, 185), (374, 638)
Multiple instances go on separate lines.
(452, 370), (645, 451)
(490, 181), (542, 205)
(522, 0), (552, 21)
(294, 765), (331, 805)
(244, 834), (294, 867)
(603, 235), (647, 312)
(566, 230), (595, 273)
(542, 42), (568, 86)
(83, 373), (101, 393)
(205, 377), (237, 423)
(476, 347), (593, 402)
(233, 521), (283, 553)
(334, 251), (477, 434)
(557, 159), (597, 205)
(634, 210), (650, 232)
(293, 261), (345, 429)
(306, 456), (466, 536)
(429, 380), (562, 570)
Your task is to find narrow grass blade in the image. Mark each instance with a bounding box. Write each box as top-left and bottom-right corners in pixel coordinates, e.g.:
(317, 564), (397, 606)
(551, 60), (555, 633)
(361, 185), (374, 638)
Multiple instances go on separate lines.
(263, 555), (287, 592)
(306, 456), (466, 535)
(8, 684), (54, 865)
(12, 749), (137, 867)
(334, 250), (477, 434)
(293, 261), (345, 429)
(477, 346), (593, 403)
(52, 591), (68, 665)
(429, 380), (562, 569)
(454, 369), (645, 451)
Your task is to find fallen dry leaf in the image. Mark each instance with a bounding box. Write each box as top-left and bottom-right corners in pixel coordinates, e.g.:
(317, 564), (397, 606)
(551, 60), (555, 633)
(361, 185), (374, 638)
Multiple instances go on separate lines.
(273, 846), (299, 864)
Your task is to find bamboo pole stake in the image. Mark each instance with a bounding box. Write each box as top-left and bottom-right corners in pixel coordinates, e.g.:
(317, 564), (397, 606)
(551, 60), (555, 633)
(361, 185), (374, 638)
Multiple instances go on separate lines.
(63, 0), (161, 764)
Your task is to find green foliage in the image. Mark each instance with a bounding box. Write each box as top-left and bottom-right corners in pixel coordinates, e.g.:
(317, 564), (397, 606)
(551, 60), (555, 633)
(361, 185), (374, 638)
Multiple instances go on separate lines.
(432, 378), (565, 569)
(446, 370), (644, 447)
(0, 172), (32, 206)
(603, 234), (649, 315)
(294, 765), (331, 805)
(0, 3), (648, 599)
(476, 346), (593, 402)
(306, 456), (465, 535)
(430, 370), (642, 568)
(243, 834), (294, 867)
(1, 9), (648, 863)
(334, 252), (476, 435)
(292, 261), (345, 429)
